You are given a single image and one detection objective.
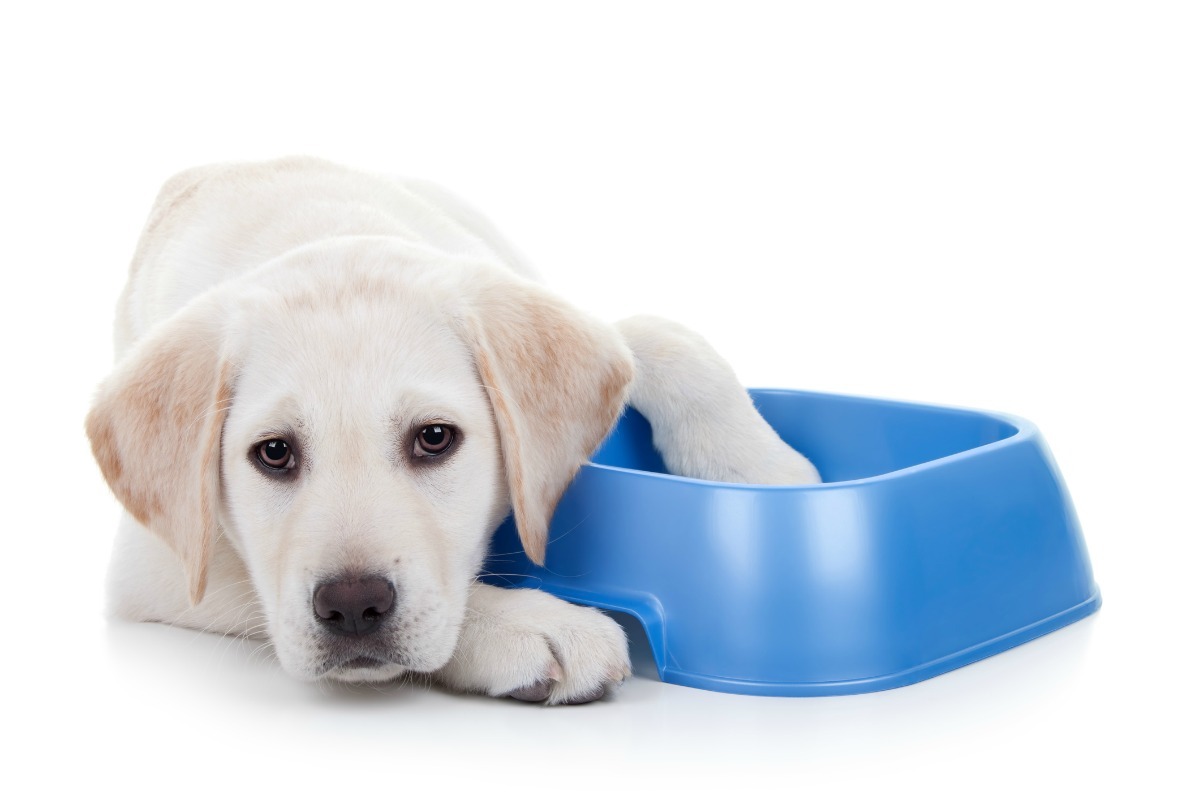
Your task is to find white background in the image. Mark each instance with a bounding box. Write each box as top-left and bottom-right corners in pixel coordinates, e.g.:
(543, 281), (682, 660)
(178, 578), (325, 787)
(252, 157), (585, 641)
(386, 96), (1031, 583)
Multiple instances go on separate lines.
(2, 2), (1196, 796)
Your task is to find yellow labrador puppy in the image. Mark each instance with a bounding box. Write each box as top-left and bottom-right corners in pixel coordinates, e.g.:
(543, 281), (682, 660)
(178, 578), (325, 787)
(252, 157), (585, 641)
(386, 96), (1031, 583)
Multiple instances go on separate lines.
(87, 157), (819, 704)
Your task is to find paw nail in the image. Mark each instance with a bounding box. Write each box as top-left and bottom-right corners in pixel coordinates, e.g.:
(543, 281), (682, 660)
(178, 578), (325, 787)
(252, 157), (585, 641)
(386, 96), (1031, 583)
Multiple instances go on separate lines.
(607, 666), (631, 682)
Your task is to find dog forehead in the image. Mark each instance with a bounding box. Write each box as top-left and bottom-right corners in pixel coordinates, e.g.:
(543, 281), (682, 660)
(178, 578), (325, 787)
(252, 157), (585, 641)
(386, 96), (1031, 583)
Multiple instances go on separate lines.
(231, 286), (480, 419)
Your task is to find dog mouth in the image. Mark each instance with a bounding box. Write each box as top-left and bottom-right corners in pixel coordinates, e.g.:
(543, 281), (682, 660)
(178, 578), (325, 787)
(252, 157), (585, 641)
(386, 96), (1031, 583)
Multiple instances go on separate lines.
(341, 656), (388, 670)
(318, 652), (408, 682)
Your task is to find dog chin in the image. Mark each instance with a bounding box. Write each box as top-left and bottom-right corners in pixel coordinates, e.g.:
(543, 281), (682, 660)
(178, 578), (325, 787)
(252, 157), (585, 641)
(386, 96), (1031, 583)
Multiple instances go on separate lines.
(324, 657), (408, 683)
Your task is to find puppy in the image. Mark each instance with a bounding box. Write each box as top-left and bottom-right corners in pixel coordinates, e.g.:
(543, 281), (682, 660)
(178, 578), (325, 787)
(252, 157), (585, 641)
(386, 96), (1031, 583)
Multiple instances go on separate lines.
(87, 157), (820, 704)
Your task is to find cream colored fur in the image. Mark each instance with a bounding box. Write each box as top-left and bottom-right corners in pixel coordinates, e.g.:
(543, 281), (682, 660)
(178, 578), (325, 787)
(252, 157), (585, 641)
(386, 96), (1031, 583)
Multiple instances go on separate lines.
(87, 157), (819, 704)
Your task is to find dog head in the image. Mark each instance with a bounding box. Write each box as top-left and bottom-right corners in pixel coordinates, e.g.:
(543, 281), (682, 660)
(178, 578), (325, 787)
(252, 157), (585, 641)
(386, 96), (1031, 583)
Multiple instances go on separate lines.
(86, 237), (633, 681)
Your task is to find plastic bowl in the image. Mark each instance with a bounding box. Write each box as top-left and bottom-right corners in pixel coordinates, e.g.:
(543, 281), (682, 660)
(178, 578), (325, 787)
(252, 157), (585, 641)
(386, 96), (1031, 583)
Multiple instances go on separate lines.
(482, 389), (1101, 696)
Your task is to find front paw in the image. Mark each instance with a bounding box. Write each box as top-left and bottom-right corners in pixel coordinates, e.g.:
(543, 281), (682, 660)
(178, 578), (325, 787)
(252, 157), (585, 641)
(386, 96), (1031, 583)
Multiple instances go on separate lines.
(435, 586), (631, 705)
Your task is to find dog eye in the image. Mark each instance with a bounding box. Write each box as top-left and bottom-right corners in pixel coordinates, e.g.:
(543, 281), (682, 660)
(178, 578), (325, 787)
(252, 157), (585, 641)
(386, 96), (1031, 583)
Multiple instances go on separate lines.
(256, 439), (296, 471)
(413, 424), (456, 457)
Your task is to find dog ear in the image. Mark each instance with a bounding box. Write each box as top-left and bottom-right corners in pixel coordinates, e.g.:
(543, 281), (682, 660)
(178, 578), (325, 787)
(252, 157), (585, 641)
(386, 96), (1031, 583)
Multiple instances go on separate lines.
(86, 294), (232, 605)
(463, 273), (634, 564)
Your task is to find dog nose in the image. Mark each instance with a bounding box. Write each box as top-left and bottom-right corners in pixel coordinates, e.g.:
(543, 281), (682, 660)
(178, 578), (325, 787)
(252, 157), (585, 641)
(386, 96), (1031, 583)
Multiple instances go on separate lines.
(312, 576), (396, 636)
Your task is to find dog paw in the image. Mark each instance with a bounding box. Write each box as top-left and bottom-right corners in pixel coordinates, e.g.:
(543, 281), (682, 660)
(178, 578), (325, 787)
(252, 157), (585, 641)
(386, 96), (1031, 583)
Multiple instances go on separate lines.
(434, 586), (631, 705)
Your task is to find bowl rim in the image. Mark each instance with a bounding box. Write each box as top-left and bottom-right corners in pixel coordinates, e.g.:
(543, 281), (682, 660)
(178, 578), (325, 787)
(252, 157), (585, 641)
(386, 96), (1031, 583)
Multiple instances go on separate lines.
(584, 387), (1035, 491)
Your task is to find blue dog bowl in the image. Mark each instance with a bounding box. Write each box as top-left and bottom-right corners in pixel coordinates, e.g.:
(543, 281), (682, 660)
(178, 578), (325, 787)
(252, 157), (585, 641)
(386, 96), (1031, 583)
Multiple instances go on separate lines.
(483, 389), (1100, 696)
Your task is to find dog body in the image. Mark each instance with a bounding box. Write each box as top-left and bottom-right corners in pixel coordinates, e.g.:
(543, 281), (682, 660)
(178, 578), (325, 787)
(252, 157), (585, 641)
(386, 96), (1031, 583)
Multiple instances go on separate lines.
(90, 157), (819, 703)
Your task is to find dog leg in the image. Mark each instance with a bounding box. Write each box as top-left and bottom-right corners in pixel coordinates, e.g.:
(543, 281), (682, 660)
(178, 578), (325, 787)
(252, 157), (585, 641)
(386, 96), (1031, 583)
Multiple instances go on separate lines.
(615, 315), (821, 484)
(432, 583), (631, 705)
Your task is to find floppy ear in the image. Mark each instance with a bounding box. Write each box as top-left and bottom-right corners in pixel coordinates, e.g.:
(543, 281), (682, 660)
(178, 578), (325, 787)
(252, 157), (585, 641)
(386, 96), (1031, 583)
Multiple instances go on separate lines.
(463, 274), (634, 565)
(86, 296), (232, 605)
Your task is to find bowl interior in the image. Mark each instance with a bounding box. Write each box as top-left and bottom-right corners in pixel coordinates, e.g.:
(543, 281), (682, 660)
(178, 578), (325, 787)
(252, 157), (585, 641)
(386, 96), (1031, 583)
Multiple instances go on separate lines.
(592, 389), (1020, 483)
